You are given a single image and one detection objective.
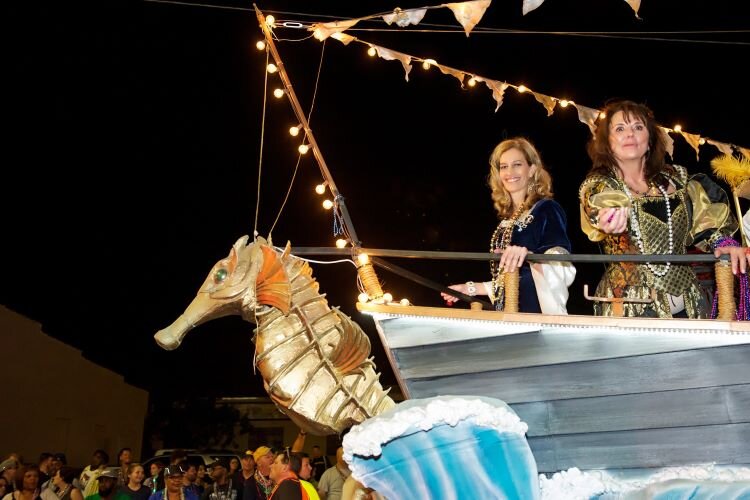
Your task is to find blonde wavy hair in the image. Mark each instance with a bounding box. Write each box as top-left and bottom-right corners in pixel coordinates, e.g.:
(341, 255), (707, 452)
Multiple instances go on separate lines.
(488, 137), (553, 219)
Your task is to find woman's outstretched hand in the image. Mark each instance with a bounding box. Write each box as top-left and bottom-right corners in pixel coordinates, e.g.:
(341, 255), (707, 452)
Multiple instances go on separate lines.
(441, 283), (469, 305)
(597, 207), (629, 234)
(714, 245), (750, 275)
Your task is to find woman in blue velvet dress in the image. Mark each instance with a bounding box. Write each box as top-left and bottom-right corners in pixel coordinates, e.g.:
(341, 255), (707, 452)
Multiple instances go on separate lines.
(442, 137), (575, 313)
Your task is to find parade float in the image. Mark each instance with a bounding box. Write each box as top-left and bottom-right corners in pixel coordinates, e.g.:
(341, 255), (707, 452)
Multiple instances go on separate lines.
(156, 2), (750, 498)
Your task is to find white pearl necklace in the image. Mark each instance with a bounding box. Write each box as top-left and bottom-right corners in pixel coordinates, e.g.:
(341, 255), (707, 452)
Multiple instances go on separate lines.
(622, 181), (673, 277)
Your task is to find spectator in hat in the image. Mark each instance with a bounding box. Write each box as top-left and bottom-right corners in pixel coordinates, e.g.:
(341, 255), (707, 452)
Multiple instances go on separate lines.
(80, 451), (109, 499)
(50, 455), (67, 482)
(200, 460), (240, 500)
(0, 459), (18, 495)
(37, 454), (54, 490)
(147, 465), (197, 500)
(231, 453), (254, 489)
(250, 448), (273, 500)
(118, 464), (149, 500)
(84, 468), (127, 500)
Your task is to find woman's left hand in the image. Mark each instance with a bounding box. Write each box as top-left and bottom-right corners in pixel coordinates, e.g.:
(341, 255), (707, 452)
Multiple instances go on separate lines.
(496, 245), (529, 270)
(714, 245), (750, 275)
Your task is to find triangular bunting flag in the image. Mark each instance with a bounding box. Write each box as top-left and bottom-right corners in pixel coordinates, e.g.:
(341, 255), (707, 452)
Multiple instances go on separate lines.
(383, 8), (427, 27)
(437, 65), (466, 87)
(532, 92), (556, 116)
(624, 0), (641, 18)
(445, 0), (492, 37)
(680, 131), (702, 161)
(661, 127), (675, 158)
(479, 79), (509, 112)
(375, 46), (413, 82)
(311, 19), (359, 41)
(573, 104), (601, 134)
(522, 0), (545, 15)
(707, 139), (734, 157)
(330, 32), (356, 45)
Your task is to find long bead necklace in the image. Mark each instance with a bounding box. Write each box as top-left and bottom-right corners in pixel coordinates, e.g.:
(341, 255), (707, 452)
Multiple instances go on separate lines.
(254, 471), (272, 497)
(622, 181), (673, 277)
(56, 485), (71, 500)
(489, 206), (527, 309)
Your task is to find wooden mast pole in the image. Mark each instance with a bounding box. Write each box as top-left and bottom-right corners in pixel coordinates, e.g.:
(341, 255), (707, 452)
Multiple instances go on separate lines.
(253, 5), (361, 247)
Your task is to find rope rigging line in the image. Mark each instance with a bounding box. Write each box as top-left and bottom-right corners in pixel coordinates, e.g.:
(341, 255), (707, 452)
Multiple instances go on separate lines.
(268, 39), (328, 237)
(254, 48), (270, 240)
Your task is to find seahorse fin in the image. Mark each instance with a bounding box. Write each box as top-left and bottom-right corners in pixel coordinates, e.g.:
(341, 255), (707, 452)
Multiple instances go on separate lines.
(256, 245), (292, 314)
(329, 309), (371, 374)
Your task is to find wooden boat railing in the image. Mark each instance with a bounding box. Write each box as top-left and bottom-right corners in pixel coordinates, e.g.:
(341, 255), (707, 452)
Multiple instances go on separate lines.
(290, 247), (739, 319)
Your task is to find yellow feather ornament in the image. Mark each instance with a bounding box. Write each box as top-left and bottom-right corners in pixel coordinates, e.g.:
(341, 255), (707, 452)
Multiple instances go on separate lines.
(711, 154), (750, 199)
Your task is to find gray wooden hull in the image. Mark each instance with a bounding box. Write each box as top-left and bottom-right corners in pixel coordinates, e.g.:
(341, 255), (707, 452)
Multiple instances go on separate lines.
(358, 304), (750, 473)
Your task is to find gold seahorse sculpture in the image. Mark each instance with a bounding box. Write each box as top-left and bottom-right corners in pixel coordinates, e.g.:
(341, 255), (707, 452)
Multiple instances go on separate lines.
(154, 236), (394, 435)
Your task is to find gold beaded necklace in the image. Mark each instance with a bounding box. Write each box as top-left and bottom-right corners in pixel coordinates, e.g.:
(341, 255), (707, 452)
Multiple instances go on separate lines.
(489, 205), (527, 310)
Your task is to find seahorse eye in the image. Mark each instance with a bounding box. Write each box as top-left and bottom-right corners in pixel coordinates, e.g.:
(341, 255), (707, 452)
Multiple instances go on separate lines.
(214, 268), (228, 283)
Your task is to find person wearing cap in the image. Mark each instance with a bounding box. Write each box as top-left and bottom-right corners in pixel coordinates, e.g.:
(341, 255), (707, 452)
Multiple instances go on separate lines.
(84, 468), (128, 500)
(200, 460), (240, 500)
(248, 448), (273, 500)
(0, 459), (18, 495)
(232, 452), (254, 490)
(147, 464), (197, 500)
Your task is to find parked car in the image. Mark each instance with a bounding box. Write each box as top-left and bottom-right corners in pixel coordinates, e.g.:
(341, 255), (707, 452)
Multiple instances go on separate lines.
(142, 450), (241, 472)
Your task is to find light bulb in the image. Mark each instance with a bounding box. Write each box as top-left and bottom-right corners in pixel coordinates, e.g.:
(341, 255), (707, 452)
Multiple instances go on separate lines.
(267, 63), (278, 74)
(298, 144), (309, 154)
(358, 292), (369, 304)
(289, 125), (300, 136)
(335, 239), (348, 248)
(315, 183), (326, 195)
(674, 124), (682, 132)
(383, 293), (393, 303)
(273, 88), (284, 98)
(265, 15), (275, 26)
(322, 199), (334, 210)
(699, 138), (706, 145)
(256, 41), (266, 50)
(400, 298), (410, 306)
(422, 59), (436, 70)
(468, 77), (477, 87)
(357, 253), (370, 265)
(559, 99), (569, 108)
(367, 47), (377, 57)
(517, 85), (528, 93)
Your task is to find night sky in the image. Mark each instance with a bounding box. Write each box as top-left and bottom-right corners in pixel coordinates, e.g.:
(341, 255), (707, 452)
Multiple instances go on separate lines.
(5, 0), (749, 399)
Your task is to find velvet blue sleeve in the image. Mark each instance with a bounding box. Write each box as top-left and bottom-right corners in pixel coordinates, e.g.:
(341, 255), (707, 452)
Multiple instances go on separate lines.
(529, 199), (573, 254)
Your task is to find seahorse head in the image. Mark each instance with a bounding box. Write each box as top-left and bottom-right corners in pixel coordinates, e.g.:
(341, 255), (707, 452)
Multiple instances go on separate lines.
(154, 236), (291, 350)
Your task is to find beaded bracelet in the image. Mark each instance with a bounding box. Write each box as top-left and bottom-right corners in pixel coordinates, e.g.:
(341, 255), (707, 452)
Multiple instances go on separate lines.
(709, 236), (749, 321)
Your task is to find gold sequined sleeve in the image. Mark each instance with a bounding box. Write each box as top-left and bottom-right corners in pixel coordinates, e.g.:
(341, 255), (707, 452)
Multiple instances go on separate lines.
(685, 171), (739, 251)
(578, 174), (622, 242)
